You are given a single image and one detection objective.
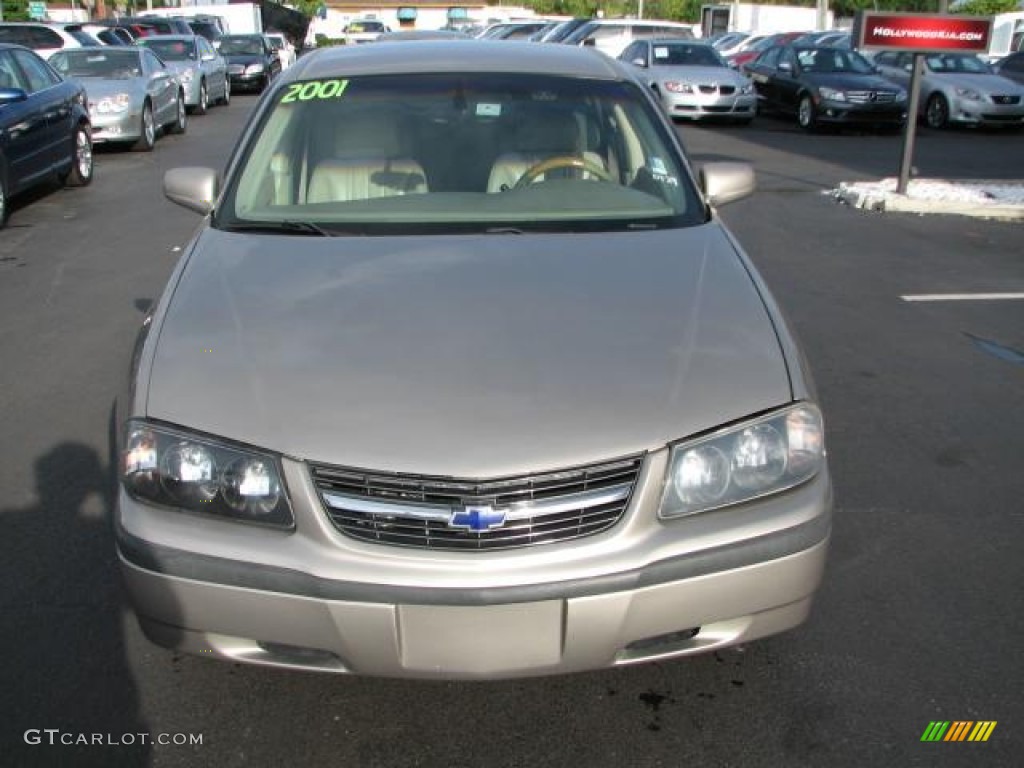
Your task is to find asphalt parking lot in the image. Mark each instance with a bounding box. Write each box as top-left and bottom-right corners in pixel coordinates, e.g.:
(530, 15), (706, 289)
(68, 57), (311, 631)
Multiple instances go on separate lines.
(1, 97), (1021, 768)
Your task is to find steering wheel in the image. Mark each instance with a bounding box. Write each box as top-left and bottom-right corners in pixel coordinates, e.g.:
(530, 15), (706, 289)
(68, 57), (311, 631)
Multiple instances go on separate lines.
(513, 155), (614, 189)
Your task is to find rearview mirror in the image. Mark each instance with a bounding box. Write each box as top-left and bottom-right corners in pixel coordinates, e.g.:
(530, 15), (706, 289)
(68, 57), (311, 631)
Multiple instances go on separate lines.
(164, 167), (219, 215)
(698, 162), (756, 207)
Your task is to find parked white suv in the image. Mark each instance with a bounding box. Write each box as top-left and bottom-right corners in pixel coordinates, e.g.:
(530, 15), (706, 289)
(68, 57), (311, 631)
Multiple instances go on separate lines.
(0, 22), (100, 59)
(562, 18), (696, 58)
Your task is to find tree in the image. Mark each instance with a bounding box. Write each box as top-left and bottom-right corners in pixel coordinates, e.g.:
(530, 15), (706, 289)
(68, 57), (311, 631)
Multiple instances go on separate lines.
(950, 0), (1021, 13)
(2, 0), (30, 22)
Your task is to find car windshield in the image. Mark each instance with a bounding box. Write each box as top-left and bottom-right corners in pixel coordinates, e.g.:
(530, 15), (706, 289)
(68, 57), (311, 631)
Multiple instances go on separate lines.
(219, 37), (262, 55)
(796, 48), (874, 74)
(141, 39), (195, 61)
(347, 22), (384, 33)
(651, 43), (726, 67)
(925, 53), (991, 74)
(219, 72), (702, 235)
(49, 49), (141, 78)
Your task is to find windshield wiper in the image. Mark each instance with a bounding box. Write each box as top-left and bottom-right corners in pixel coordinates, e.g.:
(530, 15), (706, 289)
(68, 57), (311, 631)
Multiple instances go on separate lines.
(224, 221), (337, 237)
(484, 227), (526, 235)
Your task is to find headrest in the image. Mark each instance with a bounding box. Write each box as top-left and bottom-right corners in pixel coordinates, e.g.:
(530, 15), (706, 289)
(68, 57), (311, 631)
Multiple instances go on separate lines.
(508, 109), (579, 154)
(334, 111), (406, 157)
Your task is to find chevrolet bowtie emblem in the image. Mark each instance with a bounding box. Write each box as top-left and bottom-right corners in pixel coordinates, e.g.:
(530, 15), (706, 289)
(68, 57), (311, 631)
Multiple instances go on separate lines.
(449, 505), (507, 532)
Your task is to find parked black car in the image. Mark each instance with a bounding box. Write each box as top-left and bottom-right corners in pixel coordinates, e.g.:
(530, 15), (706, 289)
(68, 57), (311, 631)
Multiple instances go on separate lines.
(217, 34), (280, 92)
(0, 43), (92, 228)
(993, 51), (1024, 86)
(746, 45), (908, 132)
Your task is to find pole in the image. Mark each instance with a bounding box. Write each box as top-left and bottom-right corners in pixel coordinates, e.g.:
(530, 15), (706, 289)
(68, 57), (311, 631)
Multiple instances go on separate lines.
(638, 0), (644, 20)
(897, 53), (924, 195)
(817, 0), (828, 31)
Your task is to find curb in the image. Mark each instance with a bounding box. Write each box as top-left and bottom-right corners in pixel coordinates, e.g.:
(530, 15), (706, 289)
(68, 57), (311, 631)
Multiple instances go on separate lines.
(831, 180), (1024, 221)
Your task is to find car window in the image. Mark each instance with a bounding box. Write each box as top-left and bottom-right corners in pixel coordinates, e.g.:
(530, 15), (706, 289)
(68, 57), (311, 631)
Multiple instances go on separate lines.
(796, 48), (873, 74)
(755, 47), (781, 68)
(66, 26), (99, 46)
(924, 53), (990, 74)
(12, 49), (60, 92)
(219, 37), (264, 55)
(1001, 53), (1024, 73)
(0, 49), (29, 90)
(588, 25), (628, 42)
(142, 39), (196, 61)
(50, 49), (142, 79)
(220, 72), (703, 235)
(651, 43), (725, 68)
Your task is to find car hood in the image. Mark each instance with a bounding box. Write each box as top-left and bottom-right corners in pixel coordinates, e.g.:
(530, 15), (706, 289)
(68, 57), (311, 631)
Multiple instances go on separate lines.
(928, 71), (1024, 94)
(223, 53), (265, 66)
(79, 77), (145, 99)
(162, 60), (197, 75)
(804, 72), (901, 91)
(146, 226), (791, 477)
(653, 65), (747, 84)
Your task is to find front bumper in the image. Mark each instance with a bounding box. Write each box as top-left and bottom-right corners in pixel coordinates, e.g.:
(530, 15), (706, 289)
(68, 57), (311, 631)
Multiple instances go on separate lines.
(816, 99), (907, 125)
(227, 69), (266, 89)
(663, 91), (757, 120)
(947, 96), (1024, 126)
(89, 110), (142, 143)
(117, 449), (831, 679)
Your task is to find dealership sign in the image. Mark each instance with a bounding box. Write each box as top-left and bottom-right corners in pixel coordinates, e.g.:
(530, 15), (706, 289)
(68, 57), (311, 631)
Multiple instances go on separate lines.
(853, 12), (993, 54)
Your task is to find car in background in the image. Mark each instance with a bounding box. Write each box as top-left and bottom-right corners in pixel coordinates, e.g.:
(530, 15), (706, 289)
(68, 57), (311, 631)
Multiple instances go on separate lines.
(709, 31), (749, 53)
(477, 21), (551, 41)
(536, 17), (591, 43)
(135, 16), (195, 36)
(746, 45), (907, 132)
(119, 41), (831, 681)
(375, 29), (470, 42)
(873, 50), (1024, 129)
(187, 18), (225, 44)
(992, 51), (1024, 86)
(717, 33), (766, 59)
(729, 31), (806, 70)
(82, 24), (136, 46)
(218, 34), (280, 92)
(343, 19), (389, 44)
(620, 38), (756, 124)
(562, 18), (695, 58)
(139, 35), (229, 114)
(0, 43), (92, 227)
(0, 22), (100, 59)
(264, 33), (296, 70)
(49, 47), (186, 151)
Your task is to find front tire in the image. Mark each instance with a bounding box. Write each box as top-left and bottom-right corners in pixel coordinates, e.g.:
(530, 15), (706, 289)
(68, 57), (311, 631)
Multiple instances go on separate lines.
(64, 123), (94, 187)
(925, 93), (949, 129)
(797, 94), (818, 132)
(170, 92), (188, 135)
(0, 170), (8, 229)
(132, 102), (156, 152)
(194, 80), (208, 115)
(217, 77), (230, 106)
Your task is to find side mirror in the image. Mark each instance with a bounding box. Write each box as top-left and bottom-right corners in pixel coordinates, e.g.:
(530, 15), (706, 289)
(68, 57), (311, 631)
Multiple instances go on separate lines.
(164, 167), (219, 215)
(0, 87), (28, 106)
(631, 58), (647, 68)
(698, 162), (756, 207)
(201, 53), (217, 62)
(778, 61), (793, 74)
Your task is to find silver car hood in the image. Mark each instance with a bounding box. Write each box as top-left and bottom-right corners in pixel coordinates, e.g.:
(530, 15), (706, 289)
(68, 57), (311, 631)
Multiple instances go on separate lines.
(931, 72), (1024, 94)
(146, 226), (791, 477)
(79, 77), (145, 99)
(653, 65), (747, 84)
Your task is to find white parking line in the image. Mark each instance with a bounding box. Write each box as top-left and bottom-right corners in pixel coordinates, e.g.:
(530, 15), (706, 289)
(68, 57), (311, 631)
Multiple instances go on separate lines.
(901, 293), (1024, 302)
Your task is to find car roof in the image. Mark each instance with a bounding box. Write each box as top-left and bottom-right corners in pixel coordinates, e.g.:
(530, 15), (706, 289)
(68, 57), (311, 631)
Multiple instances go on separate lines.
(139, 34), (200, 41)
(642, 37), (714, 45)
(291, 40), (625, 81)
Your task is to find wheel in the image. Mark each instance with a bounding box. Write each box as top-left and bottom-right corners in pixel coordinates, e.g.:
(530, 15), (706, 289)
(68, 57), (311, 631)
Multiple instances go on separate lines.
(0, 170), (8, 229)
(194, 80), (208, 115)
(132, 102), (156, 152)
(170, 92), (187, 134)
(925, 93), (949, 129)
(513, 155), (614, 189)
(797, 94), (818, 132)
(63, 123), (94, 187)
(217, 76), (230, 106)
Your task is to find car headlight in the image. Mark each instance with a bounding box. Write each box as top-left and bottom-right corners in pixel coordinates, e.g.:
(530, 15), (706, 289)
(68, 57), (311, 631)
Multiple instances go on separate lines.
(664, 81), (694, 94)
(121, 421), (294, 528)
(894, 89), (908, 102)
(659, 403), (825, 519)
(954, 87), (982, 101)
(245, 63), (266, 75)
(740, 83), (754, 95)
(95, 93), (131, 114)
(179, 68), (194, 83)
(818, 87), (847, 102)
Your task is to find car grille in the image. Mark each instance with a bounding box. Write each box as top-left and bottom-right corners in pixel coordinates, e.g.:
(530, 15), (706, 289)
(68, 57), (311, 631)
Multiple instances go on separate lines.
(227, 64), (245, 75)
(992, 95), (1021, 105)
(310, 455), (644, 551)
(697, 84), (735, 95)
(846, 91), (897, 104)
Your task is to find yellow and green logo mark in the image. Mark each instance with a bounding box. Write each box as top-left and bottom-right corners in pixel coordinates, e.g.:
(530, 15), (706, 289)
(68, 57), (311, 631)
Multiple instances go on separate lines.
(921, 721), (997, 742)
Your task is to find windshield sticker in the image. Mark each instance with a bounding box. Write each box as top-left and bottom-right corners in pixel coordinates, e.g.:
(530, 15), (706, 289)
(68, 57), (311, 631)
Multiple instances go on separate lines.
(650, 157), (668, 175)
(654, 47), (669, 59)
(281, 79), (349, 104)
(476, 103), (501, 117)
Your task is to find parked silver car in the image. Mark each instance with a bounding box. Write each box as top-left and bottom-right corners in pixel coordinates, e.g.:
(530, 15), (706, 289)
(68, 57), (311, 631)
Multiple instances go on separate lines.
(138, 34), (229, 115)
(620, 37), (756, 123)
(118, 41), (831, 680)
(873, 50), (1024, 128)
(49, 46), (186, 150)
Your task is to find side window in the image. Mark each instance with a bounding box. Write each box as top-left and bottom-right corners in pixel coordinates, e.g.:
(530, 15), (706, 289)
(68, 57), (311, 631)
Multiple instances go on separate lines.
(620, 42), (640, 62)
(1002, 54), (1023, 73)
(12, 49), (59, 93)
(0, 50), (29, 90)
(780, 48), (797, 69)
(757, 47), (781, 69)
(144, 50), (164, 74)
(29, 26), (64, 50)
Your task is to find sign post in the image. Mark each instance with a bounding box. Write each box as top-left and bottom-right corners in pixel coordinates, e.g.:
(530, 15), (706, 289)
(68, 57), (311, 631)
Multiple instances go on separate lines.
(853, 12), (994, 194)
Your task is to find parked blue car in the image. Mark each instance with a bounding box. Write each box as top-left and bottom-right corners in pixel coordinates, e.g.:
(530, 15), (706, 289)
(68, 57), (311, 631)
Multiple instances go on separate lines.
(0, 43), (93, 227)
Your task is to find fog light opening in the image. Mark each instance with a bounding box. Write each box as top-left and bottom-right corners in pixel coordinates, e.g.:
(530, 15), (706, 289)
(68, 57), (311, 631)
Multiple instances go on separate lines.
(624, 627), (700, 654)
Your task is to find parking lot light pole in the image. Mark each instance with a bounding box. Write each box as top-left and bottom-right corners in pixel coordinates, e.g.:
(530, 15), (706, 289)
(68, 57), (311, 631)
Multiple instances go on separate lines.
(897, 53), (925, 195)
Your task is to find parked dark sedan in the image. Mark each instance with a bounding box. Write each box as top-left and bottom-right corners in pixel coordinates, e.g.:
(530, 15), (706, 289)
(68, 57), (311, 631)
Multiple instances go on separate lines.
(217, 34), (279, 92)
(0, 43), (92, 227)
(746, 45), (907, 132)
(991, 51), (1024, 87)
